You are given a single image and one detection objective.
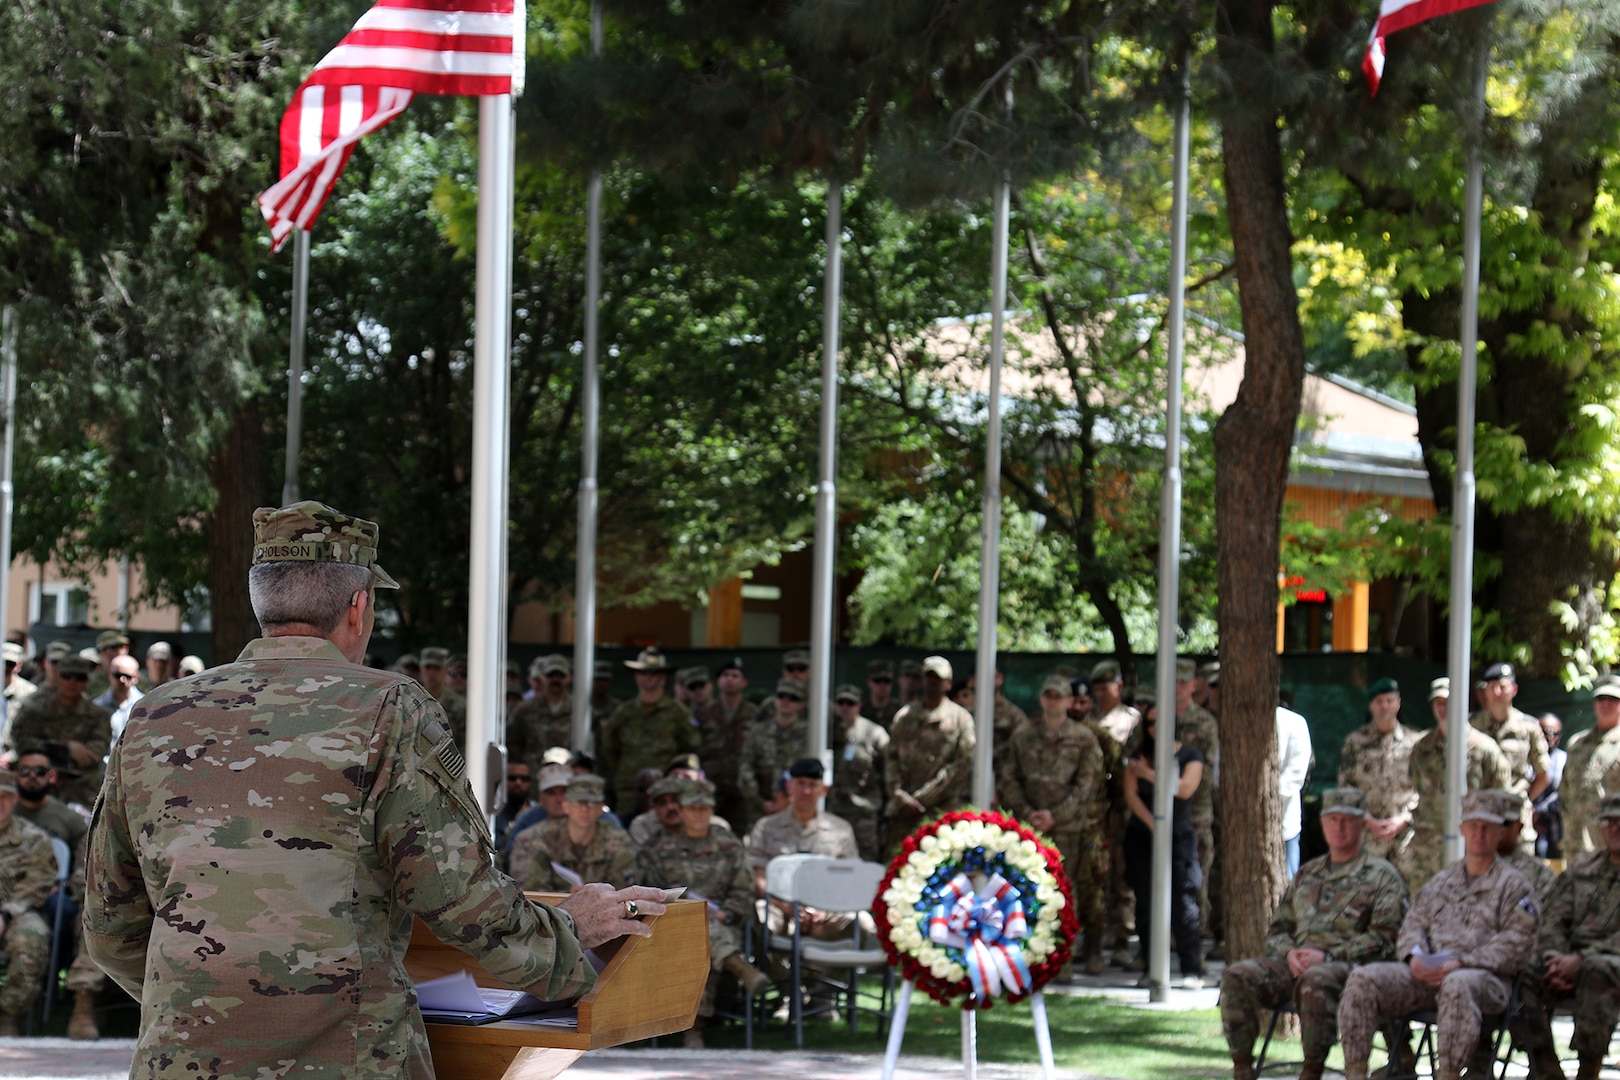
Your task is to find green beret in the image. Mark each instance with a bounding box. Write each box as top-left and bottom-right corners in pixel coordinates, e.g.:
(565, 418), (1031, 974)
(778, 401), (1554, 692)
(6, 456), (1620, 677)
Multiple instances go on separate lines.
(1367, 677), (1400, 700)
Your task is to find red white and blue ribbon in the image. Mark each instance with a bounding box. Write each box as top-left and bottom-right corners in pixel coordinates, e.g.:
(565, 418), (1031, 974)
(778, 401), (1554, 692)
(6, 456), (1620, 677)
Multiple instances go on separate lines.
(926, 872), (1033, 999)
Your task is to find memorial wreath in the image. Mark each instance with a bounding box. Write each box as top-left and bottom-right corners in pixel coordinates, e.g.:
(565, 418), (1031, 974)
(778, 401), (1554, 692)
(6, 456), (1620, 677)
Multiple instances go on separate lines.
(872, 809), (1078, 1009)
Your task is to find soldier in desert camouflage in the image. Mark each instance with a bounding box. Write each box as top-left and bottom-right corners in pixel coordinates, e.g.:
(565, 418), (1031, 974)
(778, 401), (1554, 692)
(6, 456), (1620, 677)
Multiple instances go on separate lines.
(84, 500), (666, 1080)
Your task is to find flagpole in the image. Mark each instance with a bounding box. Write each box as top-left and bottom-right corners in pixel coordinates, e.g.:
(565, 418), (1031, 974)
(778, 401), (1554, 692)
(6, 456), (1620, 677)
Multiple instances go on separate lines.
(1148, 45), (1191, 1003)
(807, 182), (842, 777)
(571, 0), (603, 753)
(971, 127), (1011, 811)
(1444, 31), (1489, 867)
(0, 307), (16, 653)
(282, 229), (311, 506)
(467, 92), (516, 813)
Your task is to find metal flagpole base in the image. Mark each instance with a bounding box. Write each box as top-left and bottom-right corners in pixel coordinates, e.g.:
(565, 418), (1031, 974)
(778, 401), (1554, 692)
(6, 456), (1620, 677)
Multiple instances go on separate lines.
(961, 1007), (977, 1080)
(881, 980), (916, 1080)
(1030, 991), (1056, 1080)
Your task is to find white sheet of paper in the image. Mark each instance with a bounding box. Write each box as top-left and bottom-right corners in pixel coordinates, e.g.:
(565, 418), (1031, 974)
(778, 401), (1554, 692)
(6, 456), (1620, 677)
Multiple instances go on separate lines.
(550, 861), (585, 888)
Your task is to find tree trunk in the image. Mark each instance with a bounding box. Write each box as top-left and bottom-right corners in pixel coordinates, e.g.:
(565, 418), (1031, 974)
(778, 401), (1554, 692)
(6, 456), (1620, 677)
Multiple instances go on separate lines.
(206, 403), (268, 664)
(1212, 0), (1304, 962)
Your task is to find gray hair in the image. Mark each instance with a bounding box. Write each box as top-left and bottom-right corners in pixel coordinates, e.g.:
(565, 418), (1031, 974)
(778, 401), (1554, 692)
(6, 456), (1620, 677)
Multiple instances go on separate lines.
(249, 562), (374, 635)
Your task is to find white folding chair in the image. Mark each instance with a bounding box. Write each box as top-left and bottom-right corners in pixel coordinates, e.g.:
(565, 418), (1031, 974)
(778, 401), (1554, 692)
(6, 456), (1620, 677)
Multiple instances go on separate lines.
(767, 855), (892, 1047)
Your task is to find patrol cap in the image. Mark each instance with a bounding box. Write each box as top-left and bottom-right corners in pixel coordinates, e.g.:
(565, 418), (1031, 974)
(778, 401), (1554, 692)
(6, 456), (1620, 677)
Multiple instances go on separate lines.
(78, 647), (99, 663)
(782, 648), (811, 668)
(540, 746), (573, 766)
(1367, 677), (1400, 700)
(834, 684), (863, 704)
(787, 757), (825, 780)
(1, 643), (21, 665)
(0, 772), (15, 795)
(1481, 661), (1516, 683)
(1496, 790), (1526, 819)
(419, 647), (450, 668)
(678, 778), (717, 806)
(45, 641), (72, 662)
(1041, 674), (1073, 696)
(1428, 676), (1450, 701)
(867, 660), (894, 680)
(1598, 793), (1620, 821)
(677, 666), (710, 688)
(448, 653), (468, 670)
(538, 654), (571, 677)
(900, 659), (924, 678)
(96, 630), (129, 651)
(1460, 789), (1507, 824)
(1090, 659), (1122, 683)
(716, 656), (746, 676)
(624, 647), (672, 672)
(774, 678), (806, 700)
(1319, 788), (1368, 818)
(57, 655), (94, 677)
(593, 660), (613, 679)
(537, 764), (573, 792)
(1198, 661), (1220, 683)
(649, 776), (684, 800)
(565, 774), (606, 803)
(922, 656), (952, 680)
(505, 659), (520, 678)
(251, 500), (399, 588)
(1134, 688), (1158, 710)
(1594, 676), (1620, 701)
(146, 640), (173, 661)
(1175, 658), (1196, 681)
(179, 655), (204, 676)
(665, 752), (702, 774)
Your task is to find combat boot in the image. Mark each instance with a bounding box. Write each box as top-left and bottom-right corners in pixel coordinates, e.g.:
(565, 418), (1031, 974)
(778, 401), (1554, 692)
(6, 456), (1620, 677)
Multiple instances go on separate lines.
(1575, 1054), (1603, 1080)
(682, 1020), (704, 1050)
(1231, 1053), (1256, 1080)
(68, 992), (99, 1041)
(1528, 1045), (1564, 1080)
(1084, 953), (1105, 976)
(721, 953), (773, 997)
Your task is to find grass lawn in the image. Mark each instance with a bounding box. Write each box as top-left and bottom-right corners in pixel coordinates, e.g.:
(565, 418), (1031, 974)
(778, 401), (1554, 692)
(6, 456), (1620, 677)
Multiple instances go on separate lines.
(700, 989), (1234, 1079)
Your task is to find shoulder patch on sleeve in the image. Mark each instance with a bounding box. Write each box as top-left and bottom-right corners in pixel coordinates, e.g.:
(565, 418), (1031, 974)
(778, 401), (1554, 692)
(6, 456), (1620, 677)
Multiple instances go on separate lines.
(1519, 895), (1538, 917)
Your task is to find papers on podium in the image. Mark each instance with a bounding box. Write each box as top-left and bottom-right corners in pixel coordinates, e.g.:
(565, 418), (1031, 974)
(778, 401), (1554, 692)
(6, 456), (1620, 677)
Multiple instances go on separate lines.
(417, 969), (577, 1027)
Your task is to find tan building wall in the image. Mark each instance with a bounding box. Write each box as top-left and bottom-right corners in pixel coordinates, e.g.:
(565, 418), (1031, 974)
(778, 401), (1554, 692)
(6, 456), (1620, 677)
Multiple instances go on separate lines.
(4, 556), (187, 645)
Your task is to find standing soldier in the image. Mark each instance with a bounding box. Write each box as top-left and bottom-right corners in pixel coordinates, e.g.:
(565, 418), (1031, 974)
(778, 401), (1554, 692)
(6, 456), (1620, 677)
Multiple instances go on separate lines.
(828, 684), (888, 862)
(1089, 659), (1140, 957)
(417, 646), (468, 746)
(864, 660), (901, 730)
(694, 657), (756, 831)
(0, 770), (59, 1034)
(985, 668), (1029, 780)
(588, 660), (621, 751)
(598, 647), (699, 819)
(1470, 661), (1552, 852)
(884, 656), (975, 853)
(1220, 788), (1407, 1080)
(636, 779), (771, 1049)
(1560, 675), (1620, 855)
(1174, 658), (1221, 937)
(1337, 676), (1420, 866)
(7, 654), (111, 809)
(999, 675), (1105, 975)
(1402, 677), (1509, 892)
(507, 654), (574, 771)
(738, 679), (812, 827)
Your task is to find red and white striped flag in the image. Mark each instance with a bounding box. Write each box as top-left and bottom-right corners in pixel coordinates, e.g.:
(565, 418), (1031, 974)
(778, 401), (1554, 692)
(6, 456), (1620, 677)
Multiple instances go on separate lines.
(1363, 0), (1499, 95)
(258, 0), (525, 250)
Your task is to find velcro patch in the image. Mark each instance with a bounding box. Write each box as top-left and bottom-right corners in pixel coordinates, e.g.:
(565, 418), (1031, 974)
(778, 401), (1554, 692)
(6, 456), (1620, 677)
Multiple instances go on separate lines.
(1519, 896), (1538, 917)
(437, 739), (466, 780)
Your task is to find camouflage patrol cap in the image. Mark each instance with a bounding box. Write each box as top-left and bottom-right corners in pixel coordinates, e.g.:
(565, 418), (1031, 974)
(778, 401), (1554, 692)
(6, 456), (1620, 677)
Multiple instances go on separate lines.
(538, 654), (571, 677)
(1320, 788), (1368, 818)
(45, 641), (72, 662)
(251, 501), (399, 588)
(0, 642), (20, 665)
(648, 776), (684, 800)
(178, 655), (204, 676)
(78, 647), (99, 663)
(1175, 658), (1196, 681)
(95, 630), (129, 651)
(867, 659), (894, 679)
(1594, 676), (1620, 701)
(676, 666), (709, 688)
(536, 764), (572, 792)
(678, 778), (717, 806)
(624, 647), (672, 673)
(1496, 790), (1526, 820)
(1598, 792), (1620, 821)
(1428, 677), (1450, 701)
(593, 660), (613, 679)
(146, 640), (173, 661)
(1461, 789), (1507, 824)
(774, 678), (806, 700)
(1090, 659), (1122, 683)
(540, 746), (573, 766)
(922, 655), (952, 680)
(419, 647), (450, 668)
(1041, 674), (1073, 696)
(900, 659), (924, 678)
(834, 683), (862, 704)
(1198, 661), (1220, 682)
(782, 648), (811, 667)
(0, 771), (15, 795)
(564, 774), (606, 803)
(1134, 688), (1158, 710)
(57, 654), (94, 677)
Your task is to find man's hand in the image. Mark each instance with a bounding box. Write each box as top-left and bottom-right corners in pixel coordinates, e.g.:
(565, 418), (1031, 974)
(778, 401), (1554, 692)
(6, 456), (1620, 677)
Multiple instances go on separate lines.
(1028, 809), (1055, 833)
(1286, 948), (1327, 977)
(1409, 956), (1459, 988)
(1367, 816), (1403, 840)
(68, 740), (96, 768)
(889, 791), (925, 818)
(556, 884), (672, 950)
(1545, 953), (1581, 992)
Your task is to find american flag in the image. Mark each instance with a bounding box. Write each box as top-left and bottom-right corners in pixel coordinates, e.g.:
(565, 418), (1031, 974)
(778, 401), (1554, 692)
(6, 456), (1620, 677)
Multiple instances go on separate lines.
(1364, 0), (1499, 95)
(258, 0), (525, 250)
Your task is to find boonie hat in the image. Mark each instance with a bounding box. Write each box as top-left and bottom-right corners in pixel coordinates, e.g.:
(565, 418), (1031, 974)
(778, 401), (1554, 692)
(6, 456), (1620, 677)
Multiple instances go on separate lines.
(251, 500), (398, 588)
(624, 647), (672, 673)
(1320, 788), (1368, 818)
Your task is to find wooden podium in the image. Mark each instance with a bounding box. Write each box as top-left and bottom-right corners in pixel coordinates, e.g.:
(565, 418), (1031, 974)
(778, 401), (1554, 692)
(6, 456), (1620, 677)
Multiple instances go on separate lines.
(405, 895), (709, 1080)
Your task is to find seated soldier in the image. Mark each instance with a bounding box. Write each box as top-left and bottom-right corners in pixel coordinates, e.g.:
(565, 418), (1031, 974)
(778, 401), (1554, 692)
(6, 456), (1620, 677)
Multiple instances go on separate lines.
(1220, 788), (1407, 1080)
(0, 770), (61, 1034)
(628, 755), (732, 848)
(523, 775), (635, 892)
(746, 758), (859, 941)
(636, 779), (771, 1048)
(505, 763), (573, 883)
(1338, 790), (1539, 1080)
(1529, 791), (1620, 1080)
(1494, 789), (1556, 901)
